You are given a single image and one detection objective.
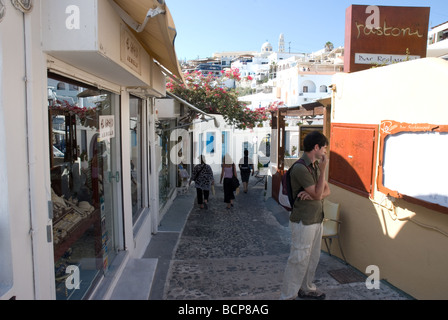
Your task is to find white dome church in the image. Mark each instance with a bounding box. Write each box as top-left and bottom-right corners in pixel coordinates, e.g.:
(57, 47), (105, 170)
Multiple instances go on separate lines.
(261, 41), (273, 53)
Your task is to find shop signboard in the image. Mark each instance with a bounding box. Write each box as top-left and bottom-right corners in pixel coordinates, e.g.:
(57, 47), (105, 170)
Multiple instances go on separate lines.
(121, 25), (142, 75)
(42, 0), (152, 87)
(344, 5), (430, 73)
(99, 115), (115, 141)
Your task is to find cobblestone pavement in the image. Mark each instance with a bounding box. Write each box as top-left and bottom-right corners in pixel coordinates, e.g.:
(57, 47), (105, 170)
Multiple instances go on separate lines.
(158, 176), (412, 300)
(164, 181), (289, 300)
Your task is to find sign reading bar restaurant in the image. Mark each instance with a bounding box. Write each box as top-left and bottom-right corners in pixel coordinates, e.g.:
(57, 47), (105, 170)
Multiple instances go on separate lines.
(354, 53), (420, 65)
(344, 5), (430, 73)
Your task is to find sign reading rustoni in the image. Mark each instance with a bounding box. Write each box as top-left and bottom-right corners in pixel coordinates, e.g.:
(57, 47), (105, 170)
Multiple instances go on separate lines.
(344, 5), (430, 73)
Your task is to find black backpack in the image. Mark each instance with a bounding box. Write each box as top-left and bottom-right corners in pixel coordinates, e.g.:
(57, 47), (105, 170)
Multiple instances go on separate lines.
(278, 159), (310, 211)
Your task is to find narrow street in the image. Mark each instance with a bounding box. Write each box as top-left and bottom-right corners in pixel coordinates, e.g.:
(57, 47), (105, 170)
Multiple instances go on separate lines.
(164, 177), (289, 300)
(145, 175), (411, 300)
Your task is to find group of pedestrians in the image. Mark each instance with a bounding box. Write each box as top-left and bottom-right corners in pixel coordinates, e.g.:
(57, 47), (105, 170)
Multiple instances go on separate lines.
(189, 150), (255, 210)
(189, 131), (330, 300)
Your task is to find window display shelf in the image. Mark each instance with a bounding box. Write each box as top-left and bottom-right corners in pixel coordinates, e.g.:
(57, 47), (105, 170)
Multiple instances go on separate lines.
(53, 209), (100, 262)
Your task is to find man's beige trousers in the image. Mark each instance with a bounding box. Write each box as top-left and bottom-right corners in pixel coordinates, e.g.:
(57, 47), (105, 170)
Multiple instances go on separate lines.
(280, 221), (323, 300)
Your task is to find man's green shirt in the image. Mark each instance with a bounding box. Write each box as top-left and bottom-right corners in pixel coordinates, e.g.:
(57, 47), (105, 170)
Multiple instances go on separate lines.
(289, 153), (324, 225)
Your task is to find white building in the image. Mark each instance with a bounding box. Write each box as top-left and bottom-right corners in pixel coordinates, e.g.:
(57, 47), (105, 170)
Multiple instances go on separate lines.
(276, 56), (337, 107)
(427, 21), (448, 60)
(222, 35), (343, 162)
(328, 57), (448, 299)
(226, 34), (343, 110)
(180, 36), (344, 193)
(0, 0), (186, 300)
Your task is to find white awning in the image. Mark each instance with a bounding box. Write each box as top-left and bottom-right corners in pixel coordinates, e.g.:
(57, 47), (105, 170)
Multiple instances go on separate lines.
(110, 0), (184, 82)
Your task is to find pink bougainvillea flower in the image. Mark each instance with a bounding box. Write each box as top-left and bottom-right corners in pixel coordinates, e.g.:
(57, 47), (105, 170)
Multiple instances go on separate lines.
(166, 68), (282, 129)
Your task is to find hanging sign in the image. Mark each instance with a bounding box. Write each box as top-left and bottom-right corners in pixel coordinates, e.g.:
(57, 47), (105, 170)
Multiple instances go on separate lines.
(344, 5), (430, 73)
(99, 115), (115, 141)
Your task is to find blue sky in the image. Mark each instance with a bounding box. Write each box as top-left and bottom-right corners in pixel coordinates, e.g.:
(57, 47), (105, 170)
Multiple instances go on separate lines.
(166, 0), (448, 61)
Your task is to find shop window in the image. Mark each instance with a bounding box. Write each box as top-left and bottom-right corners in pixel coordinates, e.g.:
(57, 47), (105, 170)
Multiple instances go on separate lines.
(329, 123), (378, 198)
(130, 96), (144, 222)
(378, 120), (448, 214)
(158, 119), (177, 207)
(0, 116), (13, 297)
(48, 75), (121, 299)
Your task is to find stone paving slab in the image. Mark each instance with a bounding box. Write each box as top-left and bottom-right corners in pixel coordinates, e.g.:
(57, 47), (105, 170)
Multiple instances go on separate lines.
(110, 258), (157, 300)
(166, 255), (288, 300)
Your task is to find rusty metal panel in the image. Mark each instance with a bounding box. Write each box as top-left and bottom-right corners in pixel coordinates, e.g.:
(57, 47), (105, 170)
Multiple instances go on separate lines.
(329, 123), (378, 197)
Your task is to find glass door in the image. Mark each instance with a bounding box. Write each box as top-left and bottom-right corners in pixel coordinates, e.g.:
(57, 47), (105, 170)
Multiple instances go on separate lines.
(48, 75), (122, 300)
(157, 119), (176, 207)
(96, 95), (122, 273)
(129, 96), (144, 223)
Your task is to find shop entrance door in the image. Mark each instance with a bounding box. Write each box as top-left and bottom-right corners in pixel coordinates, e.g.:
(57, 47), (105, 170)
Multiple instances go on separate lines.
(95, 96), (123, 272)
(48, 75), (123, 299)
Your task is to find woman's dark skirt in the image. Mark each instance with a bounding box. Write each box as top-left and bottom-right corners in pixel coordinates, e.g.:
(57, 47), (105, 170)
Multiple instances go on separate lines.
(240, 169), (250, 183)
(223, 177), (235, 203)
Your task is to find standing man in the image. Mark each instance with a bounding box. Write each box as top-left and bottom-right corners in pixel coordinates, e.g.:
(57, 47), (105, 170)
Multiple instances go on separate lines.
(280, 131), (330, 300)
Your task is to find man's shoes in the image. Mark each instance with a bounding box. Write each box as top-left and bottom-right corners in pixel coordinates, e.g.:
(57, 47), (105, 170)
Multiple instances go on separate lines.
(298, 289), (326, 300)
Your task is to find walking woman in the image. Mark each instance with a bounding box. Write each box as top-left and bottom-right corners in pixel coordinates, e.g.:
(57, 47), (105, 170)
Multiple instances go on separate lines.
(220, 153), (237, 209)
(190, 155), (214, 209)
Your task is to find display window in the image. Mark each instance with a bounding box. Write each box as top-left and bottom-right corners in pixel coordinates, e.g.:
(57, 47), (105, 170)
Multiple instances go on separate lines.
(48, 75), (123, 300)
(157, 119), (177, 207)
(130, 96), (145, 223)
(0, 109), (13, 297)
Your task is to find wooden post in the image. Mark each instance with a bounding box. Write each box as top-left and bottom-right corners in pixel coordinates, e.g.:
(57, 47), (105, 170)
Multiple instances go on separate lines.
(277, 108), (285, 172)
